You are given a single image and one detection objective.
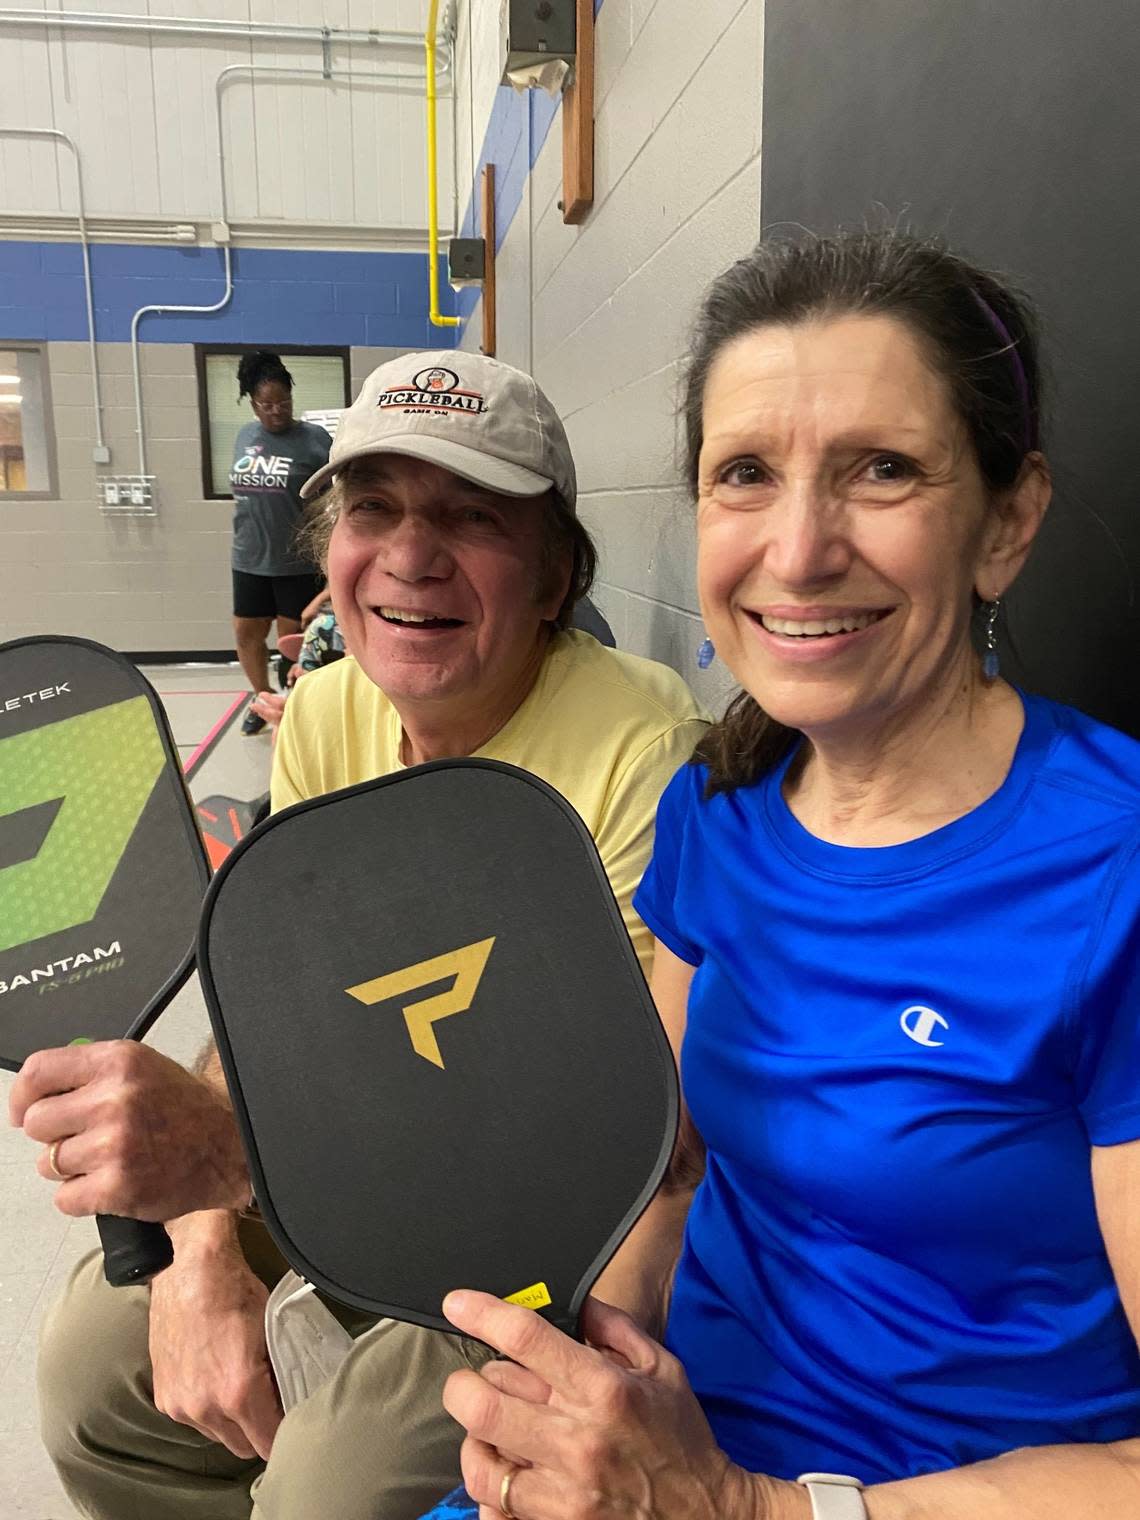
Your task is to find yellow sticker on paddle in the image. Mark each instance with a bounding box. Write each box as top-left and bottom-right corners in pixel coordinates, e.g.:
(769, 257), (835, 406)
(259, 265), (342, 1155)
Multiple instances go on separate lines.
(505, 1281), (552, 1310)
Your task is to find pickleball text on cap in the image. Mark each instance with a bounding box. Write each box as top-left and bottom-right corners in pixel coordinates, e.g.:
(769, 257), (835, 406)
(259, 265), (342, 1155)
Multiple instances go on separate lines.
(300, 351), (577, 513)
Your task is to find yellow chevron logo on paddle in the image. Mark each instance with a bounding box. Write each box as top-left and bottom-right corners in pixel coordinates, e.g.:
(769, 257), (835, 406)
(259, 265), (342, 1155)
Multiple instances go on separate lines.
(344, 937), (495, 1069)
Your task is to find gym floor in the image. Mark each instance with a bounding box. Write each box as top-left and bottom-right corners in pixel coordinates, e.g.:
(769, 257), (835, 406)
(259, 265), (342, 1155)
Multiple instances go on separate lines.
(0, 663), (272, 1518)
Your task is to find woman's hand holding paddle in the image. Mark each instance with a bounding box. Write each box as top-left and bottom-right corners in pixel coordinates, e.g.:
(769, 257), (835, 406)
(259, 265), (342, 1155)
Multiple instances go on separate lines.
(441, 1291), (791, 1520)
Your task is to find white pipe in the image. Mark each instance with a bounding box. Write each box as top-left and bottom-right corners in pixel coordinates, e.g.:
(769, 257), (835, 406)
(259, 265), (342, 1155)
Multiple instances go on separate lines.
(0, 125), (105, 452)
(0, 213), (434, 246)
(0, 7), (446, 63)
(131, 244), (232, 477)
(0, 216), (197, 242)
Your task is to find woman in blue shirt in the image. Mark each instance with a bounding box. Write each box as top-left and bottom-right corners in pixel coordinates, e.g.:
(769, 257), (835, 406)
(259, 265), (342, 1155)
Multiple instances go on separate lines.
(433, 231), (1140, 1520)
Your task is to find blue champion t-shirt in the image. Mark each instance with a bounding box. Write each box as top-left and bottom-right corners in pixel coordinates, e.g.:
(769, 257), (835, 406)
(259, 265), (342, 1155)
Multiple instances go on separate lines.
(633, 692), (1140, 1485)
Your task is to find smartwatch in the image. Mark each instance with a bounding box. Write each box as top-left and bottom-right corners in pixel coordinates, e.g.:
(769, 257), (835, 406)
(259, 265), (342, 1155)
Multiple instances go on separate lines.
(796, 1472), (867, 1519)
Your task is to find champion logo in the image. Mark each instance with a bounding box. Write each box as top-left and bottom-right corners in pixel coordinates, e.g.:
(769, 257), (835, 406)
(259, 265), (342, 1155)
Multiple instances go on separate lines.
(900, 1004), (949, 1048)
(377, 366), (486, 416)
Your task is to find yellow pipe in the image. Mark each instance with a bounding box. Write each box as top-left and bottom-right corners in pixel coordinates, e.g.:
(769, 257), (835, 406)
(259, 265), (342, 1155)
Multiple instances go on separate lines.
(425, 0), (459, 328)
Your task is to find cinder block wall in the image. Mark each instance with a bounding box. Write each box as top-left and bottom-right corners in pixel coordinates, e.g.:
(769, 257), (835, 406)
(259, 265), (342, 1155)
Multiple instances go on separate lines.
(0, 340), (404, 654)
(0, 237), (455, 653)
(462, 0), (762, 709)
(2, 341), (228, 654)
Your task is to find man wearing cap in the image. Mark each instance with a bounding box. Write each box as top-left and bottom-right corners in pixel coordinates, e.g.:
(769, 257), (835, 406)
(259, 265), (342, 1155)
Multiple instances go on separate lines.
(19, 353), (707, 1520)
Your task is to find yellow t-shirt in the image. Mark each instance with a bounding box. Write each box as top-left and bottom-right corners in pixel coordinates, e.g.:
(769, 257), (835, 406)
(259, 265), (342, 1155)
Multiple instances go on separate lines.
(271, 631), (708, 974)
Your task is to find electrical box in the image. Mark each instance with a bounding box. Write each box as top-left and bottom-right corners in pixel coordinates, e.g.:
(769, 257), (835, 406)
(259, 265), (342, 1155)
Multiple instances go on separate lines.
(98, 475), (156, 515)
(448, 238), (486, 290)
(500, 0), (576, 80)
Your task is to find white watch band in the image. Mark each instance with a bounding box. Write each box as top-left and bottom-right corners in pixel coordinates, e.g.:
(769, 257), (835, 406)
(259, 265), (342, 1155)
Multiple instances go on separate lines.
(796, 1472), (867, 1520)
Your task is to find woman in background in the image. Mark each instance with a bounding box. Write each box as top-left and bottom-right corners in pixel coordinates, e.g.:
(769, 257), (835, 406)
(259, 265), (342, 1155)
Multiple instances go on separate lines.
(230, 350), (331, 735)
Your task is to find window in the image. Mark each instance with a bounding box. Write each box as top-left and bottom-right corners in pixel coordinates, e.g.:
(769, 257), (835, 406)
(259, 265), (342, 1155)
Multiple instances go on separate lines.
(0, 345), (55, 498)
(195, 345), (351, 499)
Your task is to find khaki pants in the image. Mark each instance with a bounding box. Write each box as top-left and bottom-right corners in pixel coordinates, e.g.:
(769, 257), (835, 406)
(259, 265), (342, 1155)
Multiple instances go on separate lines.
(37, 1222), (490, 1520)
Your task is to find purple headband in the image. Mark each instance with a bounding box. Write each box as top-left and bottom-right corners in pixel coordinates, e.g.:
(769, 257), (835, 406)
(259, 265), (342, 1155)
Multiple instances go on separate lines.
(970, 290), (1034, 454)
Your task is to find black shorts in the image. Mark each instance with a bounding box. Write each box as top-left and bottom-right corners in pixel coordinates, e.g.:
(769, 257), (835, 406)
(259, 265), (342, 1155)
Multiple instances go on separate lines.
(232, 570), (323, 622)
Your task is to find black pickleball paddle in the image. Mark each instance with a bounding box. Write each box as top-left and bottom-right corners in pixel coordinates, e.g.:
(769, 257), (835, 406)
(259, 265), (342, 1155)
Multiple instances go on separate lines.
(198, 760), (678, 1336)
(0, 636), (210, 1285)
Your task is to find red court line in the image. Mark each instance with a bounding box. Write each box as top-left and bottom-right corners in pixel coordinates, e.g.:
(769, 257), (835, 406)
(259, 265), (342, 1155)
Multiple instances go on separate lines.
(183, 692), (249, 778)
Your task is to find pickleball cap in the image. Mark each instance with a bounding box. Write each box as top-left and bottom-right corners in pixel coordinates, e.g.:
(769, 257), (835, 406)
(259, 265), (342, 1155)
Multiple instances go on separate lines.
(300, 352), (577, 513)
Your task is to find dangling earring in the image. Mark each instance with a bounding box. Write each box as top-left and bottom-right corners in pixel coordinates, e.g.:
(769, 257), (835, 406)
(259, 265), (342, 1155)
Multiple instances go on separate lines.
(982, 598), (1001, 681)
(696, 636), (716, 670)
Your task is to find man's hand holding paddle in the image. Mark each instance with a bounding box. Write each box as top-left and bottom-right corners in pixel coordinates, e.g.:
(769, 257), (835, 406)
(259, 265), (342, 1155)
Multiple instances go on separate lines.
(9, 1040), (249, 1220)
(150, 1221), (283, 1461)
(11, 1032), (287, 1465)
(441, 1290), (779, 1520)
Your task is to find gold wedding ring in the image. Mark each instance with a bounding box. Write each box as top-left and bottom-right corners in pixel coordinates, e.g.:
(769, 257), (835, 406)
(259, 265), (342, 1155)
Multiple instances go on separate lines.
(499, 1464), (519, 1520)
(46, 1139), (68, 1182)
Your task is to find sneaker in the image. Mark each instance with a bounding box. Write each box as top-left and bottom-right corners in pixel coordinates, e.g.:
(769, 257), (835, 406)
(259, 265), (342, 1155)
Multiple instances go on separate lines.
(241, 707), (268, 737)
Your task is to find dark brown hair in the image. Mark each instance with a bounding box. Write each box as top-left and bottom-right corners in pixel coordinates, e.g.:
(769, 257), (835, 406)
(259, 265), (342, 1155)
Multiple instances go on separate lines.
(687, 228), (1044, 794)
(237, 350), (293, 400)
(301, 463), (596, 631)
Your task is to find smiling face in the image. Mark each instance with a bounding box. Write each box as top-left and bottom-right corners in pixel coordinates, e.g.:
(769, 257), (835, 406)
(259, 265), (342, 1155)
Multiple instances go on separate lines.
(326, 455), (566, 745)
(251, 378), (294, 434)
(697, 313), (1018, 746)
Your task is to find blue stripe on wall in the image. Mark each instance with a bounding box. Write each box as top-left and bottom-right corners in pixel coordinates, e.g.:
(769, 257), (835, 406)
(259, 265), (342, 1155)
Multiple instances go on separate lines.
(458, 71), (564, 249)
(0, 242), (458, 348)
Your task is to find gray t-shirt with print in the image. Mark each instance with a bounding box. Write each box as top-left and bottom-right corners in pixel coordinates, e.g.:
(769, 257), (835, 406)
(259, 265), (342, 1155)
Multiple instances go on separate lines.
(230, 420), (332, 576)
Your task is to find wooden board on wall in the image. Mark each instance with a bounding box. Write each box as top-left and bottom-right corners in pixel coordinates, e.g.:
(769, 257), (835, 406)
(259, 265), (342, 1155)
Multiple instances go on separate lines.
(481, 164), (496, 357)
(561, 0), (594, 224)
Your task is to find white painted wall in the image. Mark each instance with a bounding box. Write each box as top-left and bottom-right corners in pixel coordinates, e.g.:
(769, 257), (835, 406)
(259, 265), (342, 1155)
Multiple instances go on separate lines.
(0, 0), (454, 236)
(464, 0), (762, 707)
(454, 0), (504, 203)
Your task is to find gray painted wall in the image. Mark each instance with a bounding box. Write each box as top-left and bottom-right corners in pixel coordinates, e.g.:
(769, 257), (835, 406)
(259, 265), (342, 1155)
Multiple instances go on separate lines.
(761, 0), (1140, 735)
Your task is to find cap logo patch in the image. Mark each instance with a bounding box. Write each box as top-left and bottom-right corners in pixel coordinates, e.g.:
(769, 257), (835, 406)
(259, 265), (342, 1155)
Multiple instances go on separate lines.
(377, 367), (486, 416)
(414, 367), (460, 392)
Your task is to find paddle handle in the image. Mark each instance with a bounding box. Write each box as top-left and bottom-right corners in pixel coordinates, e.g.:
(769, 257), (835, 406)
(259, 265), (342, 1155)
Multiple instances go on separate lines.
(97, 1215), (174, 1286)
